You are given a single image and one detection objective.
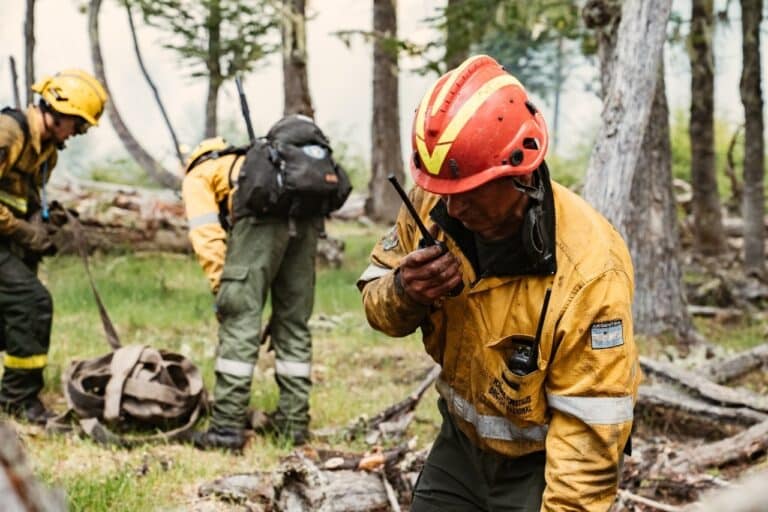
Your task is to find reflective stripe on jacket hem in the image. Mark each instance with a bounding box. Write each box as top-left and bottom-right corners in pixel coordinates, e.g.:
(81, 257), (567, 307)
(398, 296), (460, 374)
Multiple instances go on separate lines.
(188, 212), (221, 230)
(4, 353), (47, 369)
(0, 190), (27, 214)
(437, 379), (548, 442)
(547, 393), (634, 425)
(275, 359), (311, 378)
(215, 357), (254, 378)
(358, 263), (391, 283)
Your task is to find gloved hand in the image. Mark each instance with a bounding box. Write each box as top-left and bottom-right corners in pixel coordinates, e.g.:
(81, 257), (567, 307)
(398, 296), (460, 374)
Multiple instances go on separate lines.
(9, 215), (57, 255)
(47, 200), (78, 227)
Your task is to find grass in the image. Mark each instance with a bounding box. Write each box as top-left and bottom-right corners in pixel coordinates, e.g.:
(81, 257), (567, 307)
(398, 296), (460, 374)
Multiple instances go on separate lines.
(11, 220), (439, 511)
(8, 219), (767, 510)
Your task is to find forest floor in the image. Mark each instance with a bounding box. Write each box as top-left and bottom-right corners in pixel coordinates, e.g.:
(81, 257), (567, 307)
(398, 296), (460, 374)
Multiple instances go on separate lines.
(4, 219), (768, 511)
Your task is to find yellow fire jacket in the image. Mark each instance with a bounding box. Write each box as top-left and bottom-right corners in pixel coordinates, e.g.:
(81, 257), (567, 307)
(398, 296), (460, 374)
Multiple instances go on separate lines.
(359, 180), (640, 511)
(182, 153), (244, 293)
(0, 106), (58, 234)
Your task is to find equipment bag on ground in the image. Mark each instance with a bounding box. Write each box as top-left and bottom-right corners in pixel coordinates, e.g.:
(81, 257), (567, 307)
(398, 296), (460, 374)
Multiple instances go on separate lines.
(50, 345), (207, 446)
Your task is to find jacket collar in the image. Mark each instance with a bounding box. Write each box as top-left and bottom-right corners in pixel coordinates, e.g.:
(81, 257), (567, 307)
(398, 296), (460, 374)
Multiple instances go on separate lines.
(429, 163), (557, 280)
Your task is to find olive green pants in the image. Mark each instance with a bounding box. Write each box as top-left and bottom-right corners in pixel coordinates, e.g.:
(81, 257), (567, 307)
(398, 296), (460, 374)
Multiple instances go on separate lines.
(0, 242), (52, 405)
(411, 399), (546, 512)
(211, 217), (319, 432)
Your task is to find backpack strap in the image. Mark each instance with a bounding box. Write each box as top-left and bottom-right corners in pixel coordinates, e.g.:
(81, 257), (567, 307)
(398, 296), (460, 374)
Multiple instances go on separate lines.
(185, 145), (249, 174)
(0, 107), (30, 171)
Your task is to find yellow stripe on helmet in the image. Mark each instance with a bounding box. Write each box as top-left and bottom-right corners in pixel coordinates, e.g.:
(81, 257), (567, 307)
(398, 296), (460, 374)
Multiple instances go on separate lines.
(416, 74), (523, 176)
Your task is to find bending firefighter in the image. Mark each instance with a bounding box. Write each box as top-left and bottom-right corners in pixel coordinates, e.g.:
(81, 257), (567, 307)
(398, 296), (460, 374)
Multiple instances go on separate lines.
(358, 55), (641, 511)
(184, 115), (346, 451)
(0, 69), (107, 424)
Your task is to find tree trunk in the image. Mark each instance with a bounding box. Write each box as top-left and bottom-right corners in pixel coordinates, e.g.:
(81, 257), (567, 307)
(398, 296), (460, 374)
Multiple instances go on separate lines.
(205, 0), (222, 138)
(444, 0), (469, 69)
(87, 0), (180, 189)
(24, 0), (35, 106)
(366, 0), (404, 223)
(689, 0), (725, 256)
(126, 4), (184, 167)
(628, 65), (694, 339)
(739, 0), (765, 279)
(583, 0), (688, 340)
(582, 0), (672, 233)
(281, 0), (314, 117)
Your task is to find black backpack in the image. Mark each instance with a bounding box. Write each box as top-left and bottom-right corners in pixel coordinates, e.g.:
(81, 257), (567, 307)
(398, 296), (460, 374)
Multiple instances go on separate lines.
(232, 115), (352, 221)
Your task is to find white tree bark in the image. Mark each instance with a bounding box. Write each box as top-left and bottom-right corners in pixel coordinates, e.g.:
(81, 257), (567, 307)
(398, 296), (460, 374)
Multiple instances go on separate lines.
(583, 0), (673, 234)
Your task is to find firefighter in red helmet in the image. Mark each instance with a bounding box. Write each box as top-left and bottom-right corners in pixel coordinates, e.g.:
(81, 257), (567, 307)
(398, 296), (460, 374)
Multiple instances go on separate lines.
(358, 55), (640, 511)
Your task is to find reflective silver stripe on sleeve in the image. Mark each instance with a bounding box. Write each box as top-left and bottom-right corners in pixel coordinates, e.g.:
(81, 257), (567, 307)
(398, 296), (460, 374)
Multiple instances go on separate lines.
(436, 380), (547, 442)
(357, 263), (391, 283)
(275, 359), (311, 378)
(215, 358), (254, 378)
(547, 393), (634, 425)
(188, 212), (221, 230)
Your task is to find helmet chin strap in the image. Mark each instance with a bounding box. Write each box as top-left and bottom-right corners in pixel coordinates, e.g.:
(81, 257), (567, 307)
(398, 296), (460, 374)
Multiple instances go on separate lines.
(512, 170), (552, 264)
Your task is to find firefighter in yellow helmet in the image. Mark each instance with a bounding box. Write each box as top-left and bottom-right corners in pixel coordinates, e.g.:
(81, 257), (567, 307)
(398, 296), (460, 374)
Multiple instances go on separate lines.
(0, 69), (107, 424)
(358, 55), (640, 511)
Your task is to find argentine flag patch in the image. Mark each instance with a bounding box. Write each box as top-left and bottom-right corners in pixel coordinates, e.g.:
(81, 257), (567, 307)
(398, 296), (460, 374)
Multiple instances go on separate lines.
(590, 320), (624, 349)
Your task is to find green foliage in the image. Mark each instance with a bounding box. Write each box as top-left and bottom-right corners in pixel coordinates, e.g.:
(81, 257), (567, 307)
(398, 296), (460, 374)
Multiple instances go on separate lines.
(669, 108), (744, 201)
(81, 157), (160, 188)
(130, 0), (279, 81)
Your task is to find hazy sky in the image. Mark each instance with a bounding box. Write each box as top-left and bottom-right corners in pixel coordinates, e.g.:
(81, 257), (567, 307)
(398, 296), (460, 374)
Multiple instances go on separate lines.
(0, 0), (755, 180)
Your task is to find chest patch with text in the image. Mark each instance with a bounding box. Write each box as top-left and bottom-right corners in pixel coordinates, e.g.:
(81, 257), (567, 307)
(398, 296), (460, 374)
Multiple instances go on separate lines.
(590, 320), (624, 349)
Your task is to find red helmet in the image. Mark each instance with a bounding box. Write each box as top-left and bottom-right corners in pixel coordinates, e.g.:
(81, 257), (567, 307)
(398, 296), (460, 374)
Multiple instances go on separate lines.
(410, 55), (548, 195)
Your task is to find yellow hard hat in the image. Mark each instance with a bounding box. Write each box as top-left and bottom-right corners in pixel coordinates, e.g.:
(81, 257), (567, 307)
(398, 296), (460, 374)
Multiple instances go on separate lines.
(185, 137), (229, 173)
(31, 69), (108, 126)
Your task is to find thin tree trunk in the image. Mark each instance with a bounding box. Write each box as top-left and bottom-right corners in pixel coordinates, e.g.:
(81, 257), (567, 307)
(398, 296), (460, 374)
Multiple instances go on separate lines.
(444, 0), (469, 69)
(281, 0), (314, 117)
(582, 0), (672, 235)
(88, 0), (180, 189)
(689, 0), (725, 256)
(739, 0), (765, 278)
(367, 0), (404, 223)
(24, 0), (35, 106)
(205, 0), (222, 138)
(9, 56), (21, 109)
(126, 4), (184, 167)
(629, 64), (694, 339)
(552, 35), (563, 152)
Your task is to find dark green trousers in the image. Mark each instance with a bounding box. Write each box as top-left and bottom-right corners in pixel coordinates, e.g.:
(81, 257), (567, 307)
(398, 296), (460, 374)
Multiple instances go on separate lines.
(0, 242), (52, 405)
(211, 216), (319, 432)
(411, 399), (546, 512)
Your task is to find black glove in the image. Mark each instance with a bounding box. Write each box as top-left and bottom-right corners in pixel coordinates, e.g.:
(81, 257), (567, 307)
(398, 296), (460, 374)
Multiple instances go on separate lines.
(47, 200), (78, 227)
(9, 215), (57, 255)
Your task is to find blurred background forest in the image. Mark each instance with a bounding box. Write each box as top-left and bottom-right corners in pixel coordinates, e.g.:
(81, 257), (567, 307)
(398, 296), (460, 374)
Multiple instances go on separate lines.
(2, 0), (768, 511)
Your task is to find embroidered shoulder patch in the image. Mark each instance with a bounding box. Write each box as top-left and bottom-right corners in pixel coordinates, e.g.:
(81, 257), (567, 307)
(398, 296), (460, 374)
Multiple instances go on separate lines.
(590, 320), (624, 349)
(381, 226), (399, 251)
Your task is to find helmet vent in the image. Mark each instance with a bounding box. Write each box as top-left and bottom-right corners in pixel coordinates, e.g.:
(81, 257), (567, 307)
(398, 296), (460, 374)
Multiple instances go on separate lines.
(510, 149), (524, 166)
(523, 138), (539, 150)
(449, 159), (460, 178)
(413, 151), (422, 169)
(525, 101), (538, 116)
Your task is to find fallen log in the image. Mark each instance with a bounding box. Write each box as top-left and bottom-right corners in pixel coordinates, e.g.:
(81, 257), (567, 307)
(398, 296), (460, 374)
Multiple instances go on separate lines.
(671, 419), (768, 473)
(684, 467), (768, 511)
(697, 342), (768, 384)
(636, 384), (768, 438)
(640, 357), (768, 412)
(0, 421), (66, 512)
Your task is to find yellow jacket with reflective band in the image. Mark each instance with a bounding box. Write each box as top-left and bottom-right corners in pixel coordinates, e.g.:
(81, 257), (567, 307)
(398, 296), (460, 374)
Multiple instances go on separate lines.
(182, 153), (244, 293)
(0, 106), (58, 233)
(359, 183), (641, 512)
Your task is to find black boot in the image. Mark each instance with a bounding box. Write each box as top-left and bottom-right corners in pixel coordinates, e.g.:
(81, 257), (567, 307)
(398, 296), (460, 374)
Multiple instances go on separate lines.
(1, 397), (56, 426)
(192, 426), (246, 452)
